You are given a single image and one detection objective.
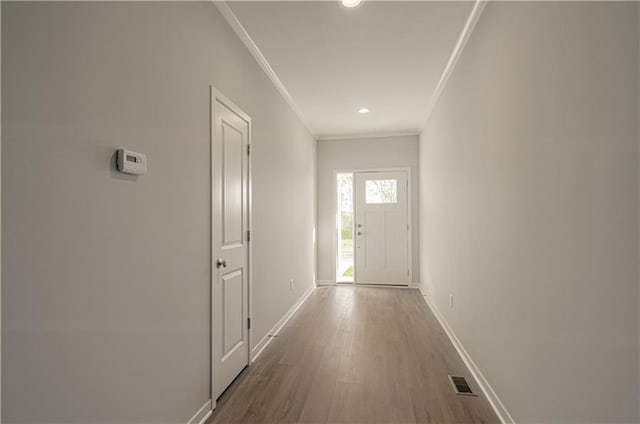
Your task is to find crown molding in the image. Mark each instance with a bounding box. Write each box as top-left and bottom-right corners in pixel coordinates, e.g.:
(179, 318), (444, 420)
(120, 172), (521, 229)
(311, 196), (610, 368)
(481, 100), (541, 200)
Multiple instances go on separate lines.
(317, 130), (420, 142)
(421, 0), (487, 132)
(214, 1), (316, 137)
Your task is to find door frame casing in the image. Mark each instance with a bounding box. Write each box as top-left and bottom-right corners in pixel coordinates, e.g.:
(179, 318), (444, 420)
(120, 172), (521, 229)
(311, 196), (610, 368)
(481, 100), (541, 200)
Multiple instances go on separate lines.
(331, 167), (413, 285)
(210, 86), (252, 411)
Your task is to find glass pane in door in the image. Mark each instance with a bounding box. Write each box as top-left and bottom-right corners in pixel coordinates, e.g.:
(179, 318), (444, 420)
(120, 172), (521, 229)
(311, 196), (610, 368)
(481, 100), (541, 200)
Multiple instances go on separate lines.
(336, 173), (354, 283)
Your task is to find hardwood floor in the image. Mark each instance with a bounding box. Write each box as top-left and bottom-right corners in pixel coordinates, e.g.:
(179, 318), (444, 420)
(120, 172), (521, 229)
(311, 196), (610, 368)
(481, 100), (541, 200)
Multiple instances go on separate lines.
(208, 286), (499, 424)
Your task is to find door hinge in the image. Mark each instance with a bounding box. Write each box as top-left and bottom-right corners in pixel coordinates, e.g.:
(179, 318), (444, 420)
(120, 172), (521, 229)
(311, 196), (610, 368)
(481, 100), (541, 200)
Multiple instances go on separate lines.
(247, 317), (251, 329)
(407, 269), (410, 277)
(247, 230), (251, 242)
(247, 144), (251, 155)
(407, 223), (409, 231)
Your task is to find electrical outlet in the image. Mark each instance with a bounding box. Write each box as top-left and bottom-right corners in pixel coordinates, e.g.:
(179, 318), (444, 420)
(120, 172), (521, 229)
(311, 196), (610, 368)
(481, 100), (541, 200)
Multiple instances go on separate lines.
(290, 279), (294, 290)
(450, 294), (454, 309)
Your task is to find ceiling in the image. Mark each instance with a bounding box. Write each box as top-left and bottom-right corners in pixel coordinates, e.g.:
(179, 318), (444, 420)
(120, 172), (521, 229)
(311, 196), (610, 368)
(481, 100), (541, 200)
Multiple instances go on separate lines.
(227, 1), (474, 139)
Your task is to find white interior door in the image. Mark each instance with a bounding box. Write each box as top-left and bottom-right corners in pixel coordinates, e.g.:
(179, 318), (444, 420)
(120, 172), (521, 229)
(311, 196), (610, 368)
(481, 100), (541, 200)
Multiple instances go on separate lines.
(212, 89), (250, 400)
(354, 171), (409, 285)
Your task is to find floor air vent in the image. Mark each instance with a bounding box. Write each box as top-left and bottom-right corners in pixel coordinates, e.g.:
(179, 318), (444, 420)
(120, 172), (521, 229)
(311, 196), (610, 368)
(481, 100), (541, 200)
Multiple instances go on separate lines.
(448, 375), (477, 396)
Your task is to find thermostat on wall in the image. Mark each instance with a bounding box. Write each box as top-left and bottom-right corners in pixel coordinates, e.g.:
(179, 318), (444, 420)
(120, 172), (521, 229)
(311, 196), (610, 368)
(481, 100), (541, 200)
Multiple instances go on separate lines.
(117, 148), (147, 175)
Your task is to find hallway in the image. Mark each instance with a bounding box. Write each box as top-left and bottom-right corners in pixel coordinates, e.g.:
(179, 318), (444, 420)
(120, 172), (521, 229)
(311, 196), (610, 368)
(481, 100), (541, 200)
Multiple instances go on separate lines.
(209, 286), (498, 423)
(3, 2), (638, 422)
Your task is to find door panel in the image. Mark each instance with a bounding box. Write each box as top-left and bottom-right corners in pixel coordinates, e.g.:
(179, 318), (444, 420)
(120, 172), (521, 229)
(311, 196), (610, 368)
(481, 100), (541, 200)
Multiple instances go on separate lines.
(222, 122), (244, 246)
(355, 171), (409, 285)
(222, 270), (244, 359)
(212, 91), (250, 400)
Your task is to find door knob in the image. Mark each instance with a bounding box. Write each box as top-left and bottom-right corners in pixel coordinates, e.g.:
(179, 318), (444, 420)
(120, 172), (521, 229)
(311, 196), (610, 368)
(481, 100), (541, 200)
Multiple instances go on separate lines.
(357, 232), (362, 236)
(357, 224), (362, 228)
(216, 258), (227, 268)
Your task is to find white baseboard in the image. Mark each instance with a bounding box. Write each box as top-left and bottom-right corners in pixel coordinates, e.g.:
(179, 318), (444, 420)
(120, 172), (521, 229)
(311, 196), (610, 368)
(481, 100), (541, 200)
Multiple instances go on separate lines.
(251, 285), (315, 362)
(419, 287), (515, 424)
(318, 281), (420, 287)
(186, 400), (212, 424)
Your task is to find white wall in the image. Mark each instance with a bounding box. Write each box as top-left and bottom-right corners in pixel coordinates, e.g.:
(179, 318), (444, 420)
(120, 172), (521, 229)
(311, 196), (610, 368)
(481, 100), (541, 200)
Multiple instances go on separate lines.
(420, 2), (639, 422)
(0, 3), (3, 421)
(1, 2), (316, 422)
(317, 135), (419, 284)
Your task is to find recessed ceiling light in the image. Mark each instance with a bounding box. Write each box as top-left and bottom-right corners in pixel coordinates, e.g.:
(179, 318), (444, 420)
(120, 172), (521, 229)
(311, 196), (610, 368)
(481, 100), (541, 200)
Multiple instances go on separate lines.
(341, 0), (363, 8)
(358, 108), (369, 114)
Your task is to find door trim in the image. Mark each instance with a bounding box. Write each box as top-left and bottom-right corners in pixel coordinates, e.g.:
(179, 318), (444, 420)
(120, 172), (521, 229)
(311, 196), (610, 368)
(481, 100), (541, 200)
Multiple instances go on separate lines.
(331, 167), (413, 285)
(210, 86), (252, 411)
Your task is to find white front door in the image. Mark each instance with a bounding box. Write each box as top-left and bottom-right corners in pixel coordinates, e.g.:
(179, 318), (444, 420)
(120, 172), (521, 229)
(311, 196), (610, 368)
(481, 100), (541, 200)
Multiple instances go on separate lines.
(354, 171), (409, 285)
(211, 88), (250, 400)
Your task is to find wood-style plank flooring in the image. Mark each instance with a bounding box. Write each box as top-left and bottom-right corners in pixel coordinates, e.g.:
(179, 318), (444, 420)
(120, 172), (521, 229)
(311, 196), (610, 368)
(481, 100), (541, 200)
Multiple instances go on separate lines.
(208, 286), (499, 423)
